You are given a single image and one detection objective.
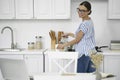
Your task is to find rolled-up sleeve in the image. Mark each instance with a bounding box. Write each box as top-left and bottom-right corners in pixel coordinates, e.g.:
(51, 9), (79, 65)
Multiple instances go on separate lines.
(79, 24), (87, 34)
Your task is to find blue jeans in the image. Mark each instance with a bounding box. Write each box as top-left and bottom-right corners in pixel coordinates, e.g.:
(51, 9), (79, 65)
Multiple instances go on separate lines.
(77, 55), (96, 73)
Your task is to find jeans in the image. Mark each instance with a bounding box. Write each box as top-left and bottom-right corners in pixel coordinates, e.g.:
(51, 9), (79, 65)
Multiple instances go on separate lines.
(77, 55), (96, 73)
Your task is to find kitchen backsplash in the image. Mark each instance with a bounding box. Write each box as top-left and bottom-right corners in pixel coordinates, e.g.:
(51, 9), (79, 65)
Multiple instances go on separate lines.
(0, 0), (120, 49)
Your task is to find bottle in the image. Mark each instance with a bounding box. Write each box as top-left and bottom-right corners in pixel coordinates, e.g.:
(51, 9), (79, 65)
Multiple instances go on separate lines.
(28, 42), (35, 50)
(35, 36), (42, 49)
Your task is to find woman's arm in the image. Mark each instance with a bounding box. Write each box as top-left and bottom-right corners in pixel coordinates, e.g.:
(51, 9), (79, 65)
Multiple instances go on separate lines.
(62, 33), (75, 38)
(57, 31), (84, 49)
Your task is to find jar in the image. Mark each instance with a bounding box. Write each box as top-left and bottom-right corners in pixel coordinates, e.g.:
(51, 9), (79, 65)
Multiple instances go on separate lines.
(35, 36), (42, 49)
(28, 42), (35, 50)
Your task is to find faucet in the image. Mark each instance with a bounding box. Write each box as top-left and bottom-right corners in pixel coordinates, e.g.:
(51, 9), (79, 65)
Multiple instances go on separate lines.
(1, 26), (15, 49)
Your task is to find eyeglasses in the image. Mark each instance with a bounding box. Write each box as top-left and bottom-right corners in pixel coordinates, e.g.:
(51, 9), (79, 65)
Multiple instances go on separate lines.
(76, 8), (88, 13)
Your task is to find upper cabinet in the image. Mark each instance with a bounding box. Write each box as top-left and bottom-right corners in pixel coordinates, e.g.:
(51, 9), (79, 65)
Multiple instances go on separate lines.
(15, 0), (33, 19)
(0, 0), (71, 19)
(34, 0), (51, 19)
(0, 0), (33, 19)
(52, 0), (71, 19)
(0, 0), (15, 19)
(34, 0), (71, 19)
(108, 0), (120, 19)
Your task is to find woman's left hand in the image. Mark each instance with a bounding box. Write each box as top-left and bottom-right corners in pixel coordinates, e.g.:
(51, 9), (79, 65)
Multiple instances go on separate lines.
(57, 44), (65, 49)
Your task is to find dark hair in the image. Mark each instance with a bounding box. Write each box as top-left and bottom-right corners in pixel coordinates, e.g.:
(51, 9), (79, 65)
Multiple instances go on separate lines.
(80, 1), (92, 15)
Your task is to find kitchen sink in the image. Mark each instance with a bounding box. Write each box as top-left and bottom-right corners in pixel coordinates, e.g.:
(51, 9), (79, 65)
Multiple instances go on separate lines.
(0, 48), (24, 52)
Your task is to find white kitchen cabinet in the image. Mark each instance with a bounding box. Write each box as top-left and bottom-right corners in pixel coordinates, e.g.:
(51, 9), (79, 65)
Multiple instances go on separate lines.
(104, 55), (120, 80)
(34, 0), (51, 19)
(0, 51), (44, 76)
(0, 68), (4, 80)
(0, 0), (70, 19)
(34, 0), (71, 19)
(0, 0), (15, 19)
(24, 54), (43, 76)
(15, 0), (33, 19)
(0, 0), (33, 19)
(52, 0), (71, 19)
(108, 0), (120, 19)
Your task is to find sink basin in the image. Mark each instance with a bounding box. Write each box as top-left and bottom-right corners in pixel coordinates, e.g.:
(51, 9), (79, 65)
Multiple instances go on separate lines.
(0, 48), (24, 52)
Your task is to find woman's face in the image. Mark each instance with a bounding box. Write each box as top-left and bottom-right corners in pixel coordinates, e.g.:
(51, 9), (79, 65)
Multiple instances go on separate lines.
(77, 5), (90, 18)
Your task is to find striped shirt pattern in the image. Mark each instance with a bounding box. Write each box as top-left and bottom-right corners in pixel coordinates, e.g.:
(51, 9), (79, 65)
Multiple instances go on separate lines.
(75, 19), (96, 58)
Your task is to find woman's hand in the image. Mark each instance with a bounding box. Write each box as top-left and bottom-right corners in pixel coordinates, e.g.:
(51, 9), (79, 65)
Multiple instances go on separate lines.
(57, 44), (65, 49)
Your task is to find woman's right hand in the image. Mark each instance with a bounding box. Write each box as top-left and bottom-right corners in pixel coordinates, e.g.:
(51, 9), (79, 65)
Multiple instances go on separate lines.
(57, 44), (65, 49)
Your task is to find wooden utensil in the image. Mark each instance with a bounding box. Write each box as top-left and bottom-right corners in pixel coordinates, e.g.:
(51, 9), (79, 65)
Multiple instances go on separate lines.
(58, 31), (64, 43)
(49, 32), (53, 40)
(49, 30), (56, 49)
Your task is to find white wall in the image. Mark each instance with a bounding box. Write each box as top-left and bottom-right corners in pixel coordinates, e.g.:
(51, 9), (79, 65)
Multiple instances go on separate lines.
(0, 0), (120, 49)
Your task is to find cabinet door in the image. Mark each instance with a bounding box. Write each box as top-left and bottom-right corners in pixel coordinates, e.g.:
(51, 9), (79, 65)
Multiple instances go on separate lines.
(0, 69), (4, 80)
(0, 0), (15, 19)
(104, 55), (120, 80)
(108, 0), (120, 19)
(52, 0), (71, 19)
(24, 55), (43, 76)
(15, 0), (33, 19)
(34, 0), (52, 19)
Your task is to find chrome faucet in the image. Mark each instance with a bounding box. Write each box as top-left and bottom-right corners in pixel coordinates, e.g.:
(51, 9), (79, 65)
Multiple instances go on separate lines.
(1, 26), (15, 49)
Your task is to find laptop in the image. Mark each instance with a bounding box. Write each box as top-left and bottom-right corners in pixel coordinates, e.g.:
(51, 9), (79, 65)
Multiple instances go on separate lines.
(0, 58), (30, 80)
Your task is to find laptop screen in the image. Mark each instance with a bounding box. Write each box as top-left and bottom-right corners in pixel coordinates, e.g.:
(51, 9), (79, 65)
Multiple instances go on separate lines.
(0, 58), (29, 80)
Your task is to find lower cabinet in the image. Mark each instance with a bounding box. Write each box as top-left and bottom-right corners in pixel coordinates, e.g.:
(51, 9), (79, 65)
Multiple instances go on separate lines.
(24, 54), (43, 76)
(104, 55), (120, 80)
(0, 54), (43, 76)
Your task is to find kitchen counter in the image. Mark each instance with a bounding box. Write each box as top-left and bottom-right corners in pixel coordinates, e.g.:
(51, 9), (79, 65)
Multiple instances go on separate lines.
(33, 73), (96, 80)
(0, 49), (46, 75)
(102, 49), (120, 55)
(44, 49), (77, 54)
(0, 48), (120, 55)
(33, 73), (116, 80)
(0, 49), (46, 55)
(45, 49), (120, 56)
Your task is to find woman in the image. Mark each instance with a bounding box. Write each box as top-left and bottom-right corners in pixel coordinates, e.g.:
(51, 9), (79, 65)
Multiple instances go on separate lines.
(57, 1), (96, 73)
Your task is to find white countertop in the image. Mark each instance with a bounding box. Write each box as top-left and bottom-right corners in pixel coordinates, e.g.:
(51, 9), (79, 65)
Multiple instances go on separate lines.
(0, 48), (120, 55)
(33, 73), (96, 80)
(0, 49), (46, 55)
(44, 49), (78, 54)
(33, 73), (116, 80)
(46, 49), (120, 56)
(102, 49), (120, 55)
